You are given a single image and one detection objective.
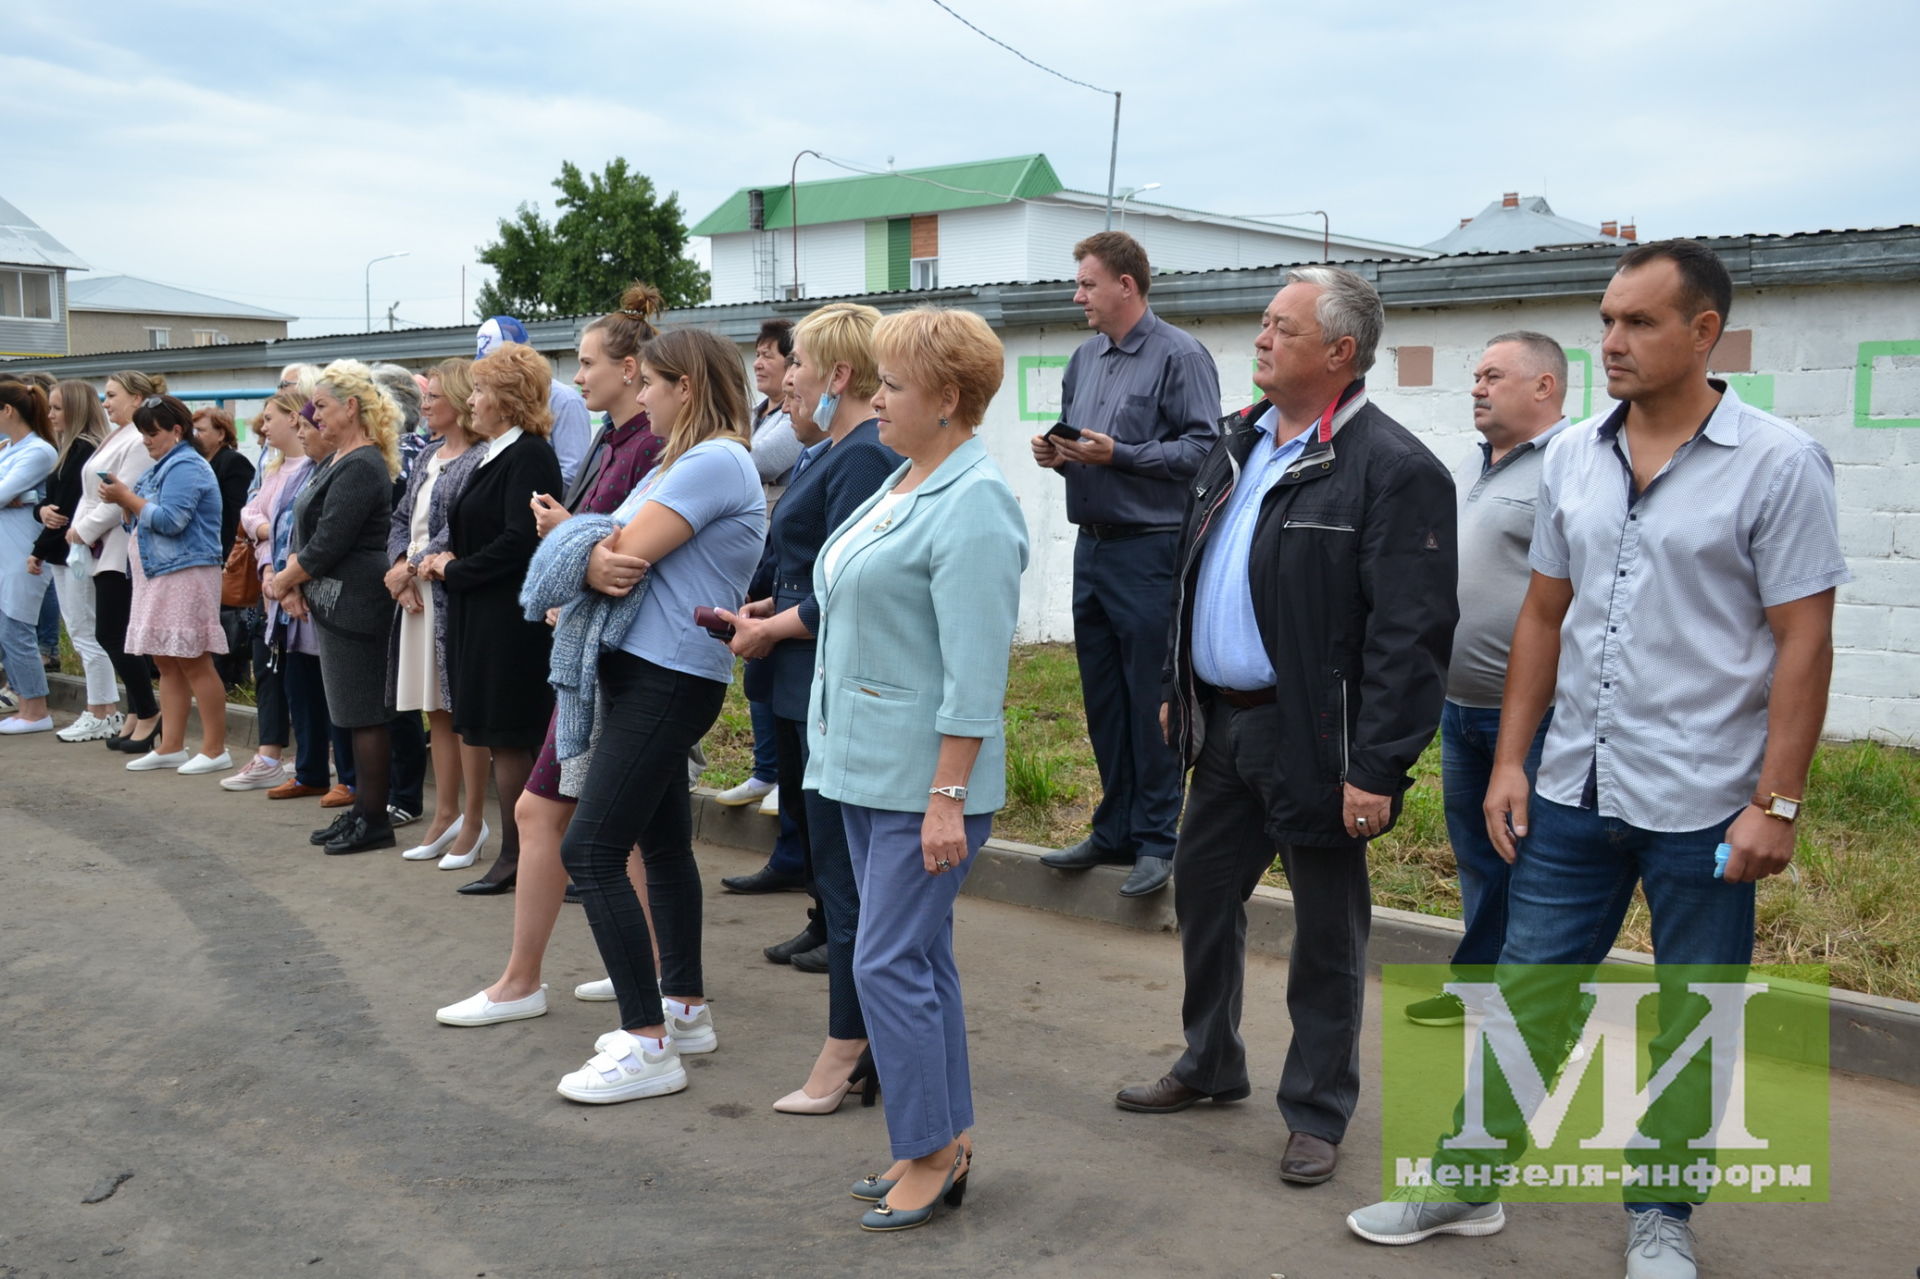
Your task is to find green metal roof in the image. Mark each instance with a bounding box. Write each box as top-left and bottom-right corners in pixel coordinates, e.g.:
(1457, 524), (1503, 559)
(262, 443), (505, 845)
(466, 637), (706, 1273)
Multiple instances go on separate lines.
(691, 154), (1063, 236)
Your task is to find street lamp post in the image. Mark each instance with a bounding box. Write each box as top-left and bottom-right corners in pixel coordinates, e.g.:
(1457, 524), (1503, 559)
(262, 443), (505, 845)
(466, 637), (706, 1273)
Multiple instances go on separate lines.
(364, 252), (409, 332)
(1116, 182), (1162, 230)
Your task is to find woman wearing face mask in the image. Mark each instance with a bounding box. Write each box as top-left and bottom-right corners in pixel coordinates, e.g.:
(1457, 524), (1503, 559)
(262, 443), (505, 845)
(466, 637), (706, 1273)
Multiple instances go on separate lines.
(713, 302), (902, 1113)
(437, 285), (666, 1026)
(66, 370), (164, 750)
(386, 357), (489, 868)
(415, 343), (563, 895)
(95, 394), (231, 772)
(30, 381), (114, 741)
(271, 360), (401, 853)
(0, 380), (60, 734)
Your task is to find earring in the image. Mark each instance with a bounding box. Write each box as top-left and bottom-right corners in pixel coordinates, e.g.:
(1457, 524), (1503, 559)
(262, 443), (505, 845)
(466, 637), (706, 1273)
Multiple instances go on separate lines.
(622, 376), (632, 385)
(939, 416), (949, 428)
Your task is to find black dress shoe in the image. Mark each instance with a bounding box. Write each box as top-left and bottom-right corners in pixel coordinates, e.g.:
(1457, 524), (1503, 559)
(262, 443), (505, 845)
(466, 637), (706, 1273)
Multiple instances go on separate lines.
(1279, 1131), (1339, 1185)
(764, 910), (826, 964)
(722, 863), (808, 894)
(109, 720), (160, 753)
(309, 812), (354, 845)
(323, 814), (396, 855)
(1119, 857), (1173, 897)
(457, 874), (516, 895)
(1040, 837), (1133, 871)
(789, 942), (829, 973)
(1114, 1073), (1252, 1114)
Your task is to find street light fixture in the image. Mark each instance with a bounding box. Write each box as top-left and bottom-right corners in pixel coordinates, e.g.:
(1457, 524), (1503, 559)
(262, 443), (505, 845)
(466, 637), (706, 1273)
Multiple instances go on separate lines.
(1116, 182), (1162, 230)
(364, 252), (409, 332)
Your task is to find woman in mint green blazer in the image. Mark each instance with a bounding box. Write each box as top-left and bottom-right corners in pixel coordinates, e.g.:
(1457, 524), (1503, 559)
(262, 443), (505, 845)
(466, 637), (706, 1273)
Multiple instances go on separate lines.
(805, 308), (1028, 1233)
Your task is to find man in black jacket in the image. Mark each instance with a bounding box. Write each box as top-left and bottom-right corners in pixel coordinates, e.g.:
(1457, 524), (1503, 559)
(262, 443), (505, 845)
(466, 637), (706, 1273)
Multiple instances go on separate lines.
(1115, 266), (1456, 1189)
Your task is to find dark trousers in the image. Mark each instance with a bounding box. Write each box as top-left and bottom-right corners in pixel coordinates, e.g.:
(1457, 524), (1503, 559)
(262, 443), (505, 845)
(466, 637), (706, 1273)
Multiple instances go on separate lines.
(252, 624), (289, 748)
(91, 570), (159, 719)
(1073, 529), (1183, 862)
(560, 652), (726, 1034)
(774, 714), (866, 1041)
(36, 583), (60, 655)
(1441, 702), (1551, 967)
(387, 710), (426, 816)
(280, 651), (332, 789)
(1171, 698), (1372, 1144)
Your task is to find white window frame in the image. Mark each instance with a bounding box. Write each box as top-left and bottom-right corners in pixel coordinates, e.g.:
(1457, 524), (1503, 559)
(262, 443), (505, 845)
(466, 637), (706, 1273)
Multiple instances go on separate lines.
(192, 328), (229, 346)
(0, 268), (56, 322)
(146, 326), (172, 349)
(910, 257), (939, 291)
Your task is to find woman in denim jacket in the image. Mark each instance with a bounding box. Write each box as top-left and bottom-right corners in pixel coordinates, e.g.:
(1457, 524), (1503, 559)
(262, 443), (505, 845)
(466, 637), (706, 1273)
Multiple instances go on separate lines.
(97, 394), (231, 774)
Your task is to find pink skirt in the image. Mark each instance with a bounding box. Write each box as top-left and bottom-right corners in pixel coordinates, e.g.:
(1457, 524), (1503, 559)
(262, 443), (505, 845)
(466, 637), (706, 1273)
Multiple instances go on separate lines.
(126, 538), (228, 659)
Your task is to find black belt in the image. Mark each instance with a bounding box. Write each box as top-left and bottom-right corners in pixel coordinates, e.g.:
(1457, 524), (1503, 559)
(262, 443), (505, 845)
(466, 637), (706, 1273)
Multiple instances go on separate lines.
(772, 577), (810, 595)
(1216, 686), (1277, 709)
(1079, 522), (1181, 542)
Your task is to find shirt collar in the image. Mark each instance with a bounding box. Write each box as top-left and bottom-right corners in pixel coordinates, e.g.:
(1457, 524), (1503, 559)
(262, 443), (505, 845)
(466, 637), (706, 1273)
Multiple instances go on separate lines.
(477, 424), (524, 467)
(1100, 308), (1160, 357)
(1481, 415), (1571, 470)
(1595, 380), (1739, 447)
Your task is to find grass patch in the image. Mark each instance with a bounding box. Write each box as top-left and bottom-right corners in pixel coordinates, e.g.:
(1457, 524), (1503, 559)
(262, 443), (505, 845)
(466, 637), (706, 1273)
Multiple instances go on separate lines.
(707, 643), (1918, 1002)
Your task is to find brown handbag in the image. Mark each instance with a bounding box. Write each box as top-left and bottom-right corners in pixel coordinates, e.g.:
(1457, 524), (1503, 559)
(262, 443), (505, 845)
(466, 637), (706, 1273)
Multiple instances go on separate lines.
(221, 528), (262, 608)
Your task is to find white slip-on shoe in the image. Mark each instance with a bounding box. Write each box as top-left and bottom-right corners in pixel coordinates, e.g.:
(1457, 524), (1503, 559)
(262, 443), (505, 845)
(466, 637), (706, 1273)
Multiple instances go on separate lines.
(127, 749), (191, 771)
(435, 984), (549, 1027)
(574, 977), (616, 1001)
(220, 754), (288, 791)
(438, 820), (490, 870)
(558, 1031), (687, 1104)
(594, 1001), (716, 1055)
(178, 751), (233, 776)
(0, 715), (54, 735)
(713, 775), (775, 806)
(402, 814), (464, 861)
(758, 784), (781, 816)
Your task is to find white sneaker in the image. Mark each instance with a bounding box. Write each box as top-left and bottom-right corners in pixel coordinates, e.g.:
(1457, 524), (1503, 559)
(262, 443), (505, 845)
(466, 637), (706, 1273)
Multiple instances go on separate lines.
(0, 715), (54, 735)
(0, 687), (18, 714)
(435, 984), (549, 1027)
(594, 1001), (716, 1055)
(127, 749), (191, 771)
(220, 753), (288, 790)
(178, 750), (233, 776)
(758, 784), (781, 816)
(558, 1030), (687, 1104)
(574, 977), (616, 1001)
(438, 820), (490, 870)
(58, 710), (120, 743)
(713, 775), (775, 806)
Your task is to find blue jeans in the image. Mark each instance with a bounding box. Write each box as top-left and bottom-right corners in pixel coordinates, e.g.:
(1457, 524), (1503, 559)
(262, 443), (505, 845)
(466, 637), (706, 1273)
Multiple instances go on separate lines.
(1501, 795), (1753, 1221)
(1, 612), (49, 701)
(748, 695), (779, 784)
(1441, 702), (1550, 967)
(36, 584), (60, 656)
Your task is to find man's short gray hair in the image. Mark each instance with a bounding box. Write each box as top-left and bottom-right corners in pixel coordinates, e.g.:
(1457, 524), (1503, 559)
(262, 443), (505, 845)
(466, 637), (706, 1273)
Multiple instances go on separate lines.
(1485, 330), (1569, 392)
(1285, 266), (1384, 375)
(370, 362), (424, 435)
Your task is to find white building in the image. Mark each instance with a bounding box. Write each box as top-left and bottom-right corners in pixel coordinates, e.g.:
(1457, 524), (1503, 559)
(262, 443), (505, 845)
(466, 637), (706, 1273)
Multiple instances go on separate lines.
(691, 154), (1427, 304)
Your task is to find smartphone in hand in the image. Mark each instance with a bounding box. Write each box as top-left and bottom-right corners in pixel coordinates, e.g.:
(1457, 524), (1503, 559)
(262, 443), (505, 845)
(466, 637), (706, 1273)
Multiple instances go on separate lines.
(96, 471), (116, 483)
(693, 606), (735, 642)
(1044, 421), (1083, 443)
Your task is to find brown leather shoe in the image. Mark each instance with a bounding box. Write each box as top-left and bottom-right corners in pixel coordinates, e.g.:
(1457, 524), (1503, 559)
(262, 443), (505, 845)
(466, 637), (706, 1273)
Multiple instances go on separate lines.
(1114, 1073), (1251, 1114)
(267, 780), (328, 800)
(319, 783), (355, 808)
(1279, 1131), (1338, 1185)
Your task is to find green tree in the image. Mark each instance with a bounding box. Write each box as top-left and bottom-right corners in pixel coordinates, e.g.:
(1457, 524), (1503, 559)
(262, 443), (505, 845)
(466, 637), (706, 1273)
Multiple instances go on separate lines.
(474, 158), (709, 319)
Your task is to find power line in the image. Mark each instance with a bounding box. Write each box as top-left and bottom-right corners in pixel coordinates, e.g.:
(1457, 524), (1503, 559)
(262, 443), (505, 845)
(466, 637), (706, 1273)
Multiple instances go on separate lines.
(925, 0), (1113, 95)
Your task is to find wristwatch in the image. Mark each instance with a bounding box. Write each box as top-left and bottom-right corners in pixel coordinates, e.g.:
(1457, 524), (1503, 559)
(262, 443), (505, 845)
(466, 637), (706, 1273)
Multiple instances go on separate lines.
(1753, 793), (1801, 823)
(929, 785), (968, 803)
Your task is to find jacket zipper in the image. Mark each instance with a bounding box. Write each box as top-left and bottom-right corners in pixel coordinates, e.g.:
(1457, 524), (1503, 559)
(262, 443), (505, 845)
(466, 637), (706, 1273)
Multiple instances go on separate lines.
(1336, 672), (1349, 781)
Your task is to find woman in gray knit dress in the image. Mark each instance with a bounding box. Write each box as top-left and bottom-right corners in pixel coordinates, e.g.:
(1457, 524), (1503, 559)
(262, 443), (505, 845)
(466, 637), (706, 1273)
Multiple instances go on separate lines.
(271, 359), (402, 855)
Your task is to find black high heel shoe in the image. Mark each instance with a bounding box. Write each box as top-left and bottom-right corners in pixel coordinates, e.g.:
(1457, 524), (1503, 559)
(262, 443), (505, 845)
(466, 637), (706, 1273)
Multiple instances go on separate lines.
(109, 718), (160, 753)
(848, 1047), (879, 1109)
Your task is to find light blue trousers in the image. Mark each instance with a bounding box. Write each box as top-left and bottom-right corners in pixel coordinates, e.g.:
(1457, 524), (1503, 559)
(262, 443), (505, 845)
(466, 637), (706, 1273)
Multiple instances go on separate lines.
(844, 804), (992, 1160)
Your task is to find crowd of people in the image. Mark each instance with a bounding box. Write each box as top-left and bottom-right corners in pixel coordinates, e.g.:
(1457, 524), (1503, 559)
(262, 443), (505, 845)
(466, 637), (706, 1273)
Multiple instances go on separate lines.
(0, 232), (1842, 1271)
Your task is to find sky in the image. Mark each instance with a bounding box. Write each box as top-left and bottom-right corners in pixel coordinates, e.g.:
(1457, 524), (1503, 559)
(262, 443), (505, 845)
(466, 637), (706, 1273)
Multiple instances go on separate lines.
(8, 0), (1917, 338)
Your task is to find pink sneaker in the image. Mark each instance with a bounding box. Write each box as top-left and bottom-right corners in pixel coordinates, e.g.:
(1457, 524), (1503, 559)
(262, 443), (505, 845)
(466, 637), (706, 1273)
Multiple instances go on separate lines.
(220, 754), (289, 792)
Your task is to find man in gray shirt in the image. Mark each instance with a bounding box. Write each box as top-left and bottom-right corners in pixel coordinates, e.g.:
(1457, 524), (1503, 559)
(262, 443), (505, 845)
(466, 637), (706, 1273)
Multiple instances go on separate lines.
(1029, 231), (1221, 897)
(1403, 332), (1568, 1028)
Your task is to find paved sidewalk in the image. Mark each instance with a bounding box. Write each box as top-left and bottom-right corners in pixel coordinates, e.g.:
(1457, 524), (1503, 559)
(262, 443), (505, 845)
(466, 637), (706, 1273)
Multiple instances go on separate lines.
(2, 734), (1915, 1277)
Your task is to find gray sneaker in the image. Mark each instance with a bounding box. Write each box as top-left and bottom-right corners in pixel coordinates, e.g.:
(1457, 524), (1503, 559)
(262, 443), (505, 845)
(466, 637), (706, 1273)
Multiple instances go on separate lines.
(1347, 1184), (1505, 1245)
(1625, 1209), (1696, 1279)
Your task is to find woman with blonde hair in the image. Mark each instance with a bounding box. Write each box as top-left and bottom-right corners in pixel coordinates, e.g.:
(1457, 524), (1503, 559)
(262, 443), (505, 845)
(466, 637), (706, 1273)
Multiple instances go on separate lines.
(67, 370), (164, 749)
(389, 357), (489, 868)
(29, 381), (116, 741)
(416, 343), (562, 893)
(548, 328), (765, 1104)
(270, 359), (401, 853)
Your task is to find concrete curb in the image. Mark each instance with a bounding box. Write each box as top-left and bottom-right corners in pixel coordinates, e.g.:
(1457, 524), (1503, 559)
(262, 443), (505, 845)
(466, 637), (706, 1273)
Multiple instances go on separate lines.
(45, 674), (1920, 1090)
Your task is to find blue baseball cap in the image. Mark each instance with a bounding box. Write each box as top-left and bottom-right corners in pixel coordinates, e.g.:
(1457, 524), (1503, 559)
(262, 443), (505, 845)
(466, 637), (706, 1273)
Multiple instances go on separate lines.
(476, 315), (531, 358)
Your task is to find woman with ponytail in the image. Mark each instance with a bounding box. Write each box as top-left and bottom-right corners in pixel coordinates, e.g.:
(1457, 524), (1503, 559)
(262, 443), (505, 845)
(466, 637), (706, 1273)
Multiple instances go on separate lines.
(29, 381), (116, 741)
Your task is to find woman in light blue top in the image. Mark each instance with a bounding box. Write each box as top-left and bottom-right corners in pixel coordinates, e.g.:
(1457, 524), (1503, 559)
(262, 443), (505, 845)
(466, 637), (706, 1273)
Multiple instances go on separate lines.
(0, 380), (60, 734)
(553, 328), (765, 1106)
(803, 307), (1029, 1233)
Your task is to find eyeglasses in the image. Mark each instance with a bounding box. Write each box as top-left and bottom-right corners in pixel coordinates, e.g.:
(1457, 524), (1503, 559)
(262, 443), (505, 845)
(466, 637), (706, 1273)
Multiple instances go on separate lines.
(276, 379), (296, 389)
(141, 395), (165, 408)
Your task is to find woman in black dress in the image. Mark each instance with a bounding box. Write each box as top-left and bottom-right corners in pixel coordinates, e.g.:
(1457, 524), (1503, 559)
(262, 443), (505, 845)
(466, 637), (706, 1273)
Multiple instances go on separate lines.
(193, 406), (256, 687)
(417, 342), (562, 894)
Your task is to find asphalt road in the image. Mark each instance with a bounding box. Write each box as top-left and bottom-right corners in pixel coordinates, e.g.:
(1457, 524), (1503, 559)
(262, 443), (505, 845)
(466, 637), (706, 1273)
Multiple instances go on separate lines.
(3, 734), (1916, 1278)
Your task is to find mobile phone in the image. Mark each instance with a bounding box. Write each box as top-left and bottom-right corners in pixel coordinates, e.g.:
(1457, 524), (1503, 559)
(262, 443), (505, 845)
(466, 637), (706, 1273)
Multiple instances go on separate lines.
(693, 606), (735, 642)
(1045, 421), (1083, 443)
(97, 470), (115, 482)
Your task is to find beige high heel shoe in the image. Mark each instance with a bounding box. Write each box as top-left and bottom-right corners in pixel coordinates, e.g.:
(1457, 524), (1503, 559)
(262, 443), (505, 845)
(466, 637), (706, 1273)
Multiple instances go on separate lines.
(771, 1048), (877, 1114)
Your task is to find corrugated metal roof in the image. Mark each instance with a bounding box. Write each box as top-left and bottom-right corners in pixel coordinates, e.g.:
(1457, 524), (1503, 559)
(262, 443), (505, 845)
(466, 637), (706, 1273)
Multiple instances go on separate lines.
(67, 274), (296, 321)
(1422, 195), (1630, 255)
(691, 154), (1062, 236)
(0, 195), (89, 271)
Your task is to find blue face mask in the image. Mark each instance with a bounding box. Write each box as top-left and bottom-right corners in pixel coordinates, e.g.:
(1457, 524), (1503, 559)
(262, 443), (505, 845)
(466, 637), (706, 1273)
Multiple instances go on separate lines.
(814, 390), (840, 430)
